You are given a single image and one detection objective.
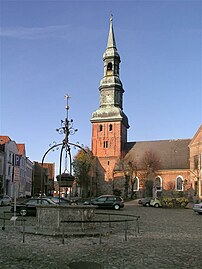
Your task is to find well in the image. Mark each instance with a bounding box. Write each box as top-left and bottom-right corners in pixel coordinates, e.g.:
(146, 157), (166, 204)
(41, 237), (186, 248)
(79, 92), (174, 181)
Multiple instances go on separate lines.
(36, 205), (96, 234)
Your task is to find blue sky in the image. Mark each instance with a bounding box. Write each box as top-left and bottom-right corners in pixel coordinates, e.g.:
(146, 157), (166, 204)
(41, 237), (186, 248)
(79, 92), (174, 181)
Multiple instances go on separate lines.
(0, 0), (201, 168)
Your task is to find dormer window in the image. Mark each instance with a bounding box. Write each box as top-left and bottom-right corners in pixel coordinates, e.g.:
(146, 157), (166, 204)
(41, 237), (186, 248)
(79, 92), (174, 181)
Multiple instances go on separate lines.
(107, 62), (112, 71)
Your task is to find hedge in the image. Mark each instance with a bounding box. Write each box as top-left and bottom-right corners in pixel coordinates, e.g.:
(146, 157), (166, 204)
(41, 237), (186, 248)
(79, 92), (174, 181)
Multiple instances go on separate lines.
(161, 197), (189, 208)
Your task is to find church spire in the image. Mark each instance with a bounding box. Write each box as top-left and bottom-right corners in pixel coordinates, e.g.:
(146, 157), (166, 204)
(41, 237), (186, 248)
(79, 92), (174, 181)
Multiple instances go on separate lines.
(103, 14), (120, 61)
(107, 14), (116, 49)
(91, 15), (129, 129)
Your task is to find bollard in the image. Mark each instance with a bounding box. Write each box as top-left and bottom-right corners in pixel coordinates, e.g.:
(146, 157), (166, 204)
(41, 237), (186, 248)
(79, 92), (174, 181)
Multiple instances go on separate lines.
(62, 221), (65, 244)
(124, 220), (128, 241)
(136, 217), (140, 235)
(2, 212), (6, 230)
(99, 222), (102, 244)
(108, 213), (111, 228)
(22, 219), (25, 243)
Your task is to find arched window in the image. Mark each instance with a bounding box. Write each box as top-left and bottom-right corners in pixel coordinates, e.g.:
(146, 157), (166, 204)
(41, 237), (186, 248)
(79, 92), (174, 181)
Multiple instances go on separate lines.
(107, 62), (112, 71)
(99, 125), (103, 132)
(133, 177), (139, 191)
(175, 176), (183, 191)
(155, 176), (162, 191)
(109, 124), (113, 131)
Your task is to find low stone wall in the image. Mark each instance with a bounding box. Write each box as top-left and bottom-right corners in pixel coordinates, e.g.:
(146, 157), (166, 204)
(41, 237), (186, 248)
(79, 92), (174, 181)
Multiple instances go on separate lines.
(36, 205), (96, 233)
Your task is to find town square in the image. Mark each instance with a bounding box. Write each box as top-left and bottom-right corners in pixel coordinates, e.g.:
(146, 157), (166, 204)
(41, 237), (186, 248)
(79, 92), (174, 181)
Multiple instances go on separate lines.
(0, 1), (201, 268)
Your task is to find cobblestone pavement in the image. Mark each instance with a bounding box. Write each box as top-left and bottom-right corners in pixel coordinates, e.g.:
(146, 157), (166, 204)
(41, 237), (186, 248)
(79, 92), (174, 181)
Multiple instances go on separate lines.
(0, 201), (202, 269)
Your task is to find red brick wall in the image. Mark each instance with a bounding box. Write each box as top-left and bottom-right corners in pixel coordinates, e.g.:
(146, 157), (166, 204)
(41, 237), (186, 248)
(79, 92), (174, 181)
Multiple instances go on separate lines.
(92, 121), (127, 180)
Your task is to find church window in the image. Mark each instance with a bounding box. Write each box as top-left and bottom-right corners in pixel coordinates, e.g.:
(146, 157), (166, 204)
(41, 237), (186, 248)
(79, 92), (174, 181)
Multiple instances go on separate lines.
(109, 124), (113, 131)
(194, 155), (198, 170)
(175, 176), (183, 191)
(154, 176), (162, 191)
(99, 125), (103, 132)
(107, 62), (112, 71)
(133, 177), (139, 191)
(104, 141), (108, 148)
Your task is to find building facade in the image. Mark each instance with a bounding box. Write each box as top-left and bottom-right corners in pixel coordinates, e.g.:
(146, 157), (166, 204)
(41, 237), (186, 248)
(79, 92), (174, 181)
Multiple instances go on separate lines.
(0, 136), (33, 198)
(189, 125), (202, 200)
(91, 17), (201, 200)
(32, 162), (55, 196)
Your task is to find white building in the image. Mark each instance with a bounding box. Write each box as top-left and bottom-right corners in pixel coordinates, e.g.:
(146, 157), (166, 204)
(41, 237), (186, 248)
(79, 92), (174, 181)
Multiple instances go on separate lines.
(0, 136), (33, 198)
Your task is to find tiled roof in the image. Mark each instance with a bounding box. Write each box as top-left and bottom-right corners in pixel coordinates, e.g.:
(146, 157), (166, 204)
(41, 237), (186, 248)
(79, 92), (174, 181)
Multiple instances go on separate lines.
(17, 144), (25, 155)
(124, 139), (191, 170)
(0, 136), (11, 145)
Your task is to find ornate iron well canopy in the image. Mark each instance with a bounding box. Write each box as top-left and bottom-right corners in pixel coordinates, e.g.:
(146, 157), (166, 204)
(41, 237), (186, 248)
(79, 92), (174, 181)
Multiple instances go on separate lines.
(40, 94), (86, 203)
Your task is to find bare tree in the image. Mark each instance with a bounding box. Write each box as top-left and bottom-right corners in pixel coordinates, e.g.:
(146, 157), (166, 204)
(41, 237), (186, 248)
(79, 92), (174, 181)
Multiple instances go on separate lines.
(139, 150), (161, 197)
(116, 158), (138, 200)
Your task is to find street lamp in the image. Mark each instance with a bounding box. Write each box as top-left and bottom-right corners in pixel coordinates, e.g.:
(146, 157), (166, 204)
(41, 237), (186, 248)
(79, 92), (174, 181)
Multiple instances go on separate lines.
(40, 94), (86, 204)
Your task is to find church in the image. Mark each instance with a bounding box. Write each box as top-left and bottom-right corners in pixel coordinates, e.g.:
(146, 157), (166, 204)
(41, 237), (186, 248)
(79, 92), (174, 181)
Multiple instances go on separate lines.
(90, 16), (202, 200)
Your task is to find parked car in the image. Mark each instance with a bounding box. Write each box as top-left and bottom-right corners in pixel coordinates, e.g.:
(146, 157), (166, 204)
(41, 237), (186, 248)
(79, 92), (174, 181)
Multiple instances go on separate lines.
(138, 197), (152, 207)
(0, 195), (12, 206)
(10, 197), (56, 216)
(49, 196), (78, 205)
(84, 195), (124, 210)
(138, 197), (162, 208)
(150, 198), (162, 208)
(193, 202), (202, 215)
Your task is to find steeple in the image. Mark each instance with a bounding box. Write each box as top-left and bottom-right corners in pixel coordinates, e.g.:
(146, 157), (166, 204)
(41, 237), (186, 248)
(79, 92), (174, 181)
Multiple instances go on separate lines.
(91, 15), (129, 128)
(91, 16), (130, 180)
(103, 15), (120, 68)
(107, 15), (116, 49)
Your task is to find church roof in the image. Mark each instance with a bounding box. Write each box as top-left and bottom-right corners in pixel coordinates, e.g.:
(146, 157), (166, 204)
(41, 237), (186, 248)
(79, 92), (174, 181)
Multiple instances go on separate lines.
(124, 139), (191, 170)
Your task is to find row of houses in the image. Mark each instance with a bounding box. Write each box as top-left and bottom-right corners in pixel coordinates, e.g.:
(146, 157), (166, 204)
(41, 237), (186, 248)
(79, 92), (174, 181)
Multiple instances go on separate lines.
(0, 136), (55, 199)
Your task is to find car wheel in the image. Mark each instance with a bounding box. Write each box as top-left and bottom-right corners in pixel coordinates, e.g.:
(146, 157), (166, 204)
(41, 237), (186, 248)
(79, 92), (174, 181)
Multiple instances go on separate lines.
(198, 212), (202, 215)
(114, 204), (120, 210)
(71, 202), (78, 206)
(154, 203), (159, 208)
(145, 202), (150, 207)
(0, 201), (3, 206)
(20, 209), (27, 216)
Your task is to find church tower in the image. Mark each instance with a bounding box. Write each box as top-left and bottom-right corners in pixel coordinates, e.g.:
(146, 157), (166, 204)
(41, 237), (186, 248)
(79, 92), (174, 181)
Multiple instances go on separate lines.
(91, 16), (129, 180)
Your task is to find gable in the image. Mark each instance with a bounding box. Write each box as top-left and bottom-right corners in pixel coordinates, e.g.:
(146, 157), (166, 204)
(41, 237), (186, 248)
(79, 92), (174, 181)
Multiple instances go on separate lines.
(189, 125), (202, 147)
(17, 144), (26, 156)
